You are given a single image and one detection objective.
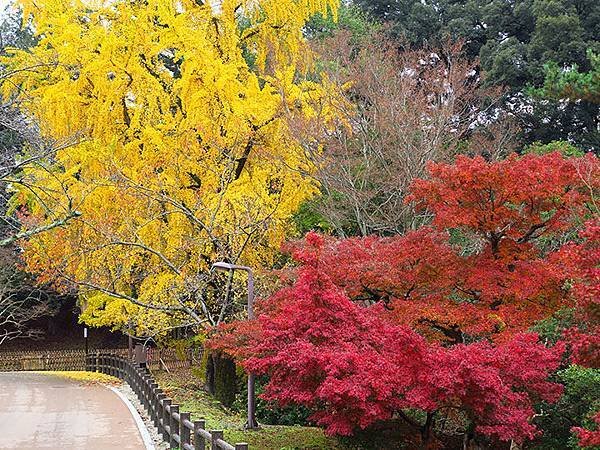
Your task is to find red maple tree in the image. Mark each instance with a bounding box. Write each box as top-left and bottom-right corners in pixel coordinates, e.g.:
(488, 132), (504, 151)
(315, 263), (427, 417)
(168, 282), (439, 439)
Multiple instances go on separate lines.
(553, 220), (600, 368)
(210, 240), (564, 444)
(209, 152), (599, 446)
(288, 152), (599, 343)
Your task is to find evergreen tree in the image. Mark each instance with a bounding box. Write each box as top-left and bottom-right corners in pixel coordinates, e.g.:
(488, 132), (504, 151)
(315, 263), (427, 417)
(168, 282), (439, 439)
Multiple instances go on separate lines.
(353, 0), (600, 151)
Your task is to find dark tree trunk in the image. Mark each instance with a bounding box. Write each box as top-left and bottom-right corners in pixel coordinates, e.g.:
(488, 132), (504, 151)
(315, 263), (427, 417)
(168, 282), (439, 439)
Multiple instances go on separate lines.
(463, 430), (485, 450)
(421, 412), (435, 449)
(204, 351), (237, 407)
(205, 351), (216, 395)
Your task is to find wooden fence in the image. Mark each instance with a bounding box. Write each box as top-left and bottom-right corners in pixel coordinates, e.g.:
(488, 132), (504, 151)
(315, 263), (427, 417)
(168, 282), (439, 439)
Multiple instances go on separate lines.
(91, 353), (248, 450)
(0, 347), (193, 372)
(0, 348), (127, 371)
(146, 347), (196, 371)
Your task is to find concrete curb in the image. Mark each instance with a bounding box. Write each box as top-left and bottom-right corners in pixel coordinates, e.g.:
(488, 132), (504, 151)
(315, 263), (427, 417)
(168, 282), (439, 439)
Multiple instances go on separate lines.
(109, 386), (156, 450)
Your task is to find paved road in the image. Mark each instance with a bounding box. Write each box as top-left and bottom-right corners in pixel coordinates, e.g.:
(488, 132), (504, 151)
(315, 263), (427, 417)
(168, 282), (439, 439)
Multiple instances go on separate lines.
(0, 372), (148, 449)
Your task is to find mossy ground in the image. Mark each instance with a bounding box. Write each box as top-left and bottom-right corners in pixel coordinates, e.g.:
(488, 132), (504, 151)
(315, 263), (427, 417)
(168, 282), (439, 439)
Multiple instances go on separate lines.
(153, 368), (344, 450)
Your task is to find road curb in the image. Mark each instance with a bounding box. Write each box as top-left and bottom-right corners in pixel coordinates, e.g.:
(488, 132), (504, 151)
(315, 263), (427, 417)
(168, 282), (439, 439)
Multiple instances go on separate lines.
(109, 386), (156, 450)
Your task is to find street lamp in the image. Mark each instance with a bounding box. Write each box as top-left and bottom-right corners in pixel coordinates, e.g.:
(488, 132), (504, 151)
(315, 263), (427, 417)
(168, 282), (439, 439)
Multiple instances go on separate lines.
(84, 327), (88, 356)
(211, 261), (258, 429)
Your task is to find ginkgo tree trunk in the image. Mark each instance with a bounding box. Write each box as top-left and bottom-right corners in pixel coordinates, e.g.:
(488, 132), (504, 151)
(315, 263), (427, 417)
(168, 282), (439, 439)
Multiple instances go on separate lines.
(2, 0), (340, 336)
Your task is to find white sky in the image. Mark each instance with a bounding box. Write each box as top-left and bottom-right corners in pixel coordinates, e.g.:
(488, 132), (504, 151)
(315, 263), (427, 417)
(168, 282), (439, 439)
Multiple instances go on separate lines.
(1, 0), (13, 18)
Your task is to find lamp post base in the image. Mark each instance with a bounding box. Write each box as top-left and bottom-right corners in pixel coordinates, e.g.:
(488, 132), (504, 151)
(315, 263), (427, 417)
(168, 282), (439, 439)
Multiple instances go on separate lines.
(246, 373), (258, 429)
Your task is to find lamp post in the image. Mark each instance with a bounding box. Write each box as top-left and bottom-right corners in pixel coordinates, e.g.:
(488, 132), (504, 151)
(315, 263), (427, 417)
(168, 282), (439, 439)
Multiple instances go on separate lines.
(84, 327), (88, 355)
(211, 261), (258, 429)
(128, 321), (134, 361)
(121, 306), (135, 360)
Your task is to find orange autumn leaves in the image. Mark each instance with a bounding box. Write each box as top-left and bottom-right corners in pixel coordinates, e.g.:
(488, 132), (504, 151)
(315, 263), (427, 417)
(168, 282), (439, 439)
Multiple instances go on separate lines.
(286, 152), (599, 342)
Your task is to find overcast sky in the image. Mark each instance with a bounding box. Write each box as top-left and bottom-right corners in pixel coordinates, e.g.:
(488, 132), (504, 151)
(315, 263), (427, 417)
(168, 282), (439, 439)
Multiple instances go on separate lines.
(1, 0), (13, 18)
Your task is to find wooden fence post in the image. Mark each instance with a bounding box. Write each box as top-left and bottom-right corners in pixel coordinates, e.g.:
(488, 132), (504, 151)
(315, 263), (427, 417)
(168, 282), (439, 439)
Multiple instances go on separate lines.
(194, 420), (206, 450)
(180, 412), (191, 448)
(150, 382), (159, 423)
(136, 370), (144, 403)
(143, 376), (152, 410)
(140, 375), (147, 408)
(210, 430), (223, 450)
(162, 399), (172, 441)
(140, 375), (146, 408)
(155, 392), (165, 430)
(169, 404), (179, 448)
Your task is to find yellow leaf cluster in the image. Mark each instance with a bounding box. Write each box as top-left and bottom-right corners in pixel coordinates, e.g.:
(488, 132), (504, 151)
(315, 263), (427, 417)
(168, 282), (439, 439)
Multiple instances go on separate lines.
(4, 0), (339, 334)
(39, 371), (121, 385)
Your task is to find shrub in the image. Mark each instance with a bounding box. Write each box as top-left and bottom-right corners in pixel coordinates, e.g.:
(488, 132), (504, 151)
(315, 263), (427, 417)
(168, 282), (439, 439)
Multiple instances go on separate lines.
(533, 365), (600, 449)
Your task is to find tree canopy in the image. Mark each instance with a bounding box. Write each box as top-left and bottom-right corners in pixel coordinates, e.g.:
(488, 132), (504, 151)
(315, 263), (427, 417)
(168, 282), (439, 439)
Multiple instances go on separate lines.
(354, 0), (600, 151)
(210, 152), (600, 446)
(2, 0), (340, 334)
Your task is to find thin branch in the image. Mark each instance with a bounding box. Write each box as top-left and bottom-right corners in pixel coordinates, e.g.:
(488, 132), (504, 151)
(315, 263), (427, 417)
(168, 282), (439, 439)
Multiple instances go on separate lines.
(0, 210), (81, 247)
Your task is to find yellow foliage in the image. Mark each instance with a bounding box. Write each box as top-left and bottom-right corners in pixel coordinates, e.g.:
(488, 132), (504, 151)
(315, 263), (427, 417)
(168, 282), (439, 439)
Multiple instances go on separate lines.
(37, 371), (121, 385)
(4, 0), (339, 333)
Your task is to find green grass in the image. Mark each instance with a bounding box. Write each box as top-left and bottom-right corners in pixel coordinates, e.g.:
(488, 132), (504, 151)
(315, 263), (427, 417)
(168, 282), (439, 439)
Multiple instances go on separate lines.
(153, 369), (344, 450)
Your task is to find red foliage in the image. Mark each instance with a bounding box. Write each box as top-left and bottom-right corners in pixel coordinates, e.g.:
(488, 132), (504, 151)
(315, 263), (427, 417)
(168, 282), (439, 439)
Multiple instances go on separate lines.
(208, 153), (598, 443)
(284, 153), (599, 342)
(572, 412), (600, 448)
(230, 260), (433, 435)
(554, 220), (600, 368)
(289, 227), (571, 341)
(209, 254), (564, 441)
(429, 335), (564, 442)
(408, 152), (595, 238)
(564, 327), (600, 368)
(284, 228), (458, 324)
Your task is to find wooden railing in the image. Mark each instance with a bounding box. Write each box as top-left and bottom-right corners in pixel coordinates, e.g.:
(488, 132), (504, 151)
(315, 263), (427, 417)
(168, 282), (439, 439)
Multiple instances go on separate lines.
(146, 347), (196, 371)
(0, 348), (128, 371)
(90, 353), (249, 450)
(0, 347), (193, 372)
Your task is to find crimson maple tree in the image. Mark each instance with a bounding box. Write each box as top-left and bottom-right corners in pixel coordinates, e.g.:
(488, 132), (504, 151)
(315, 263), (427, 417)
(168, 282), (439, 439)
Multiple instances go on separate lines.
(209, 152), (599, 446)
(572, 412), (600, 448)
(209, 233), (564, 444)
(553, 220), (600, 368)
(290, 152), (599, 343)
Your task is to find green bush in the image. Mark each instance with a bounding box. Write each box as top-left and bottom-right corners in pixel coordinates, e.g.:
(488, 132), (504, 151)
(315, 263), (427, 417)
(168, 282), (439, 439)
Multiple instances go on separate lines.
(533, 365), (600, 449)
(524, 140), (585, 158)
(292, 198), (333, 235)
(233, 375), (313, 426)
(305, 3), (378, 41)
(532, 308), (576, 344)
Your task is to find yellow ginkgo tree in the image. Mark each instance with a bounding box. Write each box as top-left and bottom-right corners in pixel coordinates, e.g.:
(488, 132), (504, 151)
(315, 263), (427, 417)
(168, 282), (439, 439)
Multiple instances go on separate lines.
(2, 0), (340, 336)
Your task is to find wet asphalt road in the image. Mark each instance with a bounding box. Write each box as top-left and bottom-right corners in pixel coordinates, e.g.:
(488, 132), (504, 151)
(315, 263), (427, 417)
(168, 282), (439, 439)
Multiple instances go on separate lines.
(0, 372), (147, 450)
